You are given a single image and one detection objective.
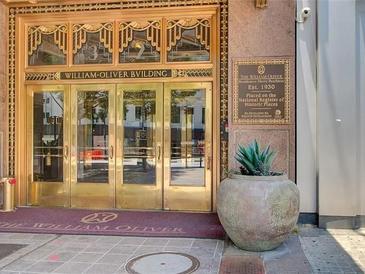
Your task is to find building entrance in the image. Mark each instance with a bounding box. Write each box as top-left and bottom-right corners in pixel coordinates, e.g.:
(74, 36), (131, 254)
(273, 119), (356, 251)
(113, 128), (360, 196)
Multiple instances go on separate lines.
(15, 4), (220, 211)
(27, 82), (212, 211)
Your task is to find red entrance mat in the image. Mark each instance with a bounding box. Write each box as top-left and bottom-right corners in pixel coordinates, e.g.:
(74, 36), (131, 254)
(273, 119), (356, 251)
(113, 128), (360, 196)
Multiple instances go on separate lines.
(0, 207), (225, 239)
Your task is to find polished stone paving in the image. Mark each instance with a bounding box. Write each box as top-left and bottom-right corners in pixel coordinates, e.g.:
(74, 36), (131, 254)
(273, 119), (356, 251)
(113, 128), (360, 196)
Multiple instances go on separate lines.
(0, 234), (223, 274)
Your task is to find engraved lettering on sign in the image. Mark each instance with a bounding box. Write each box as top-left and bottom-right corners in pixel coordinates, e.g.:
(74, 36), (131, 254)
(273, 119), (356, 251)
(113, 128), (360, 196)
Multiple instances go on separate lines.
(233, 58), (290, 124)
(80, 212), (118, 224)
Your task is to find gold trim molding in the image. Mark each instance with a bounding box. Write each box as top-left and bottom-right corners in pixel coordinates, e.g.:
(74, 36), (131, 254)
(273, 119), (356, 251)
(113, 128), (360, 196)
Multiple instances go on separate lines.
(25, 72), (61, 81)
(24, 68), (213, 81)
(172, 68), (212, 78)
(256, 0), (268, 9)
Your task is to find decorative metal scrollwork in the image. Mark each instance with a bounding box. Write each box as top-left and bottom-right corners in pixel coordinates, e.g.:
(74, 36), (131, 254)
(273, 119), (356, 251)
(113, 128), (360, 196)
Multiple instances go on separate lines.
(256, 0), (268, 8)
(72, 23), (113, 54)
(119, 21), (161, 53)
(166, 18), (211, 51)
(28, 25), (67, 56)
(25, 72), (61, 81)
(172, 68), (212, 78)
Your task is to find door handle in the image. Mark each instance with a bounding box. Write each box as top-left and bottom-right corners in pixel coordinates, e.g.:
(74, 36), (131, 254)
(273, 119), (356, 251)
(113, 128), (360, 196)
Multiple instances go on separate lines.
(64, 145), (69, 159)
(207, 156), (211, 170)
(109, 145), (114, 160)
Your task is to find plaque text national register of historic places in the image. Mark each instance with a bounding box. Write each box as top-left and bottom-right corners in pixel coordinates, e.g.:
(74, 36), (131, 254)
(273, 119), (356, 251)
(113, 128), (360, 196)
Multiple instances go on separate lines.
(233, 58), (290, 124)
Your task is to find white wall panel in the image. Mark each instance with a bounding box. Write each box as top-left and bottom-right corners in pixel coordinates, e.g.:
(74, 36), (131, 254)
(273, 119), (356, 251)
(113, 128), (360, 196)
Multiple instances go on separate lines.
(318, 0), (358, 216)
(296, 0), (317, 213)
(358, 0), (365, 217)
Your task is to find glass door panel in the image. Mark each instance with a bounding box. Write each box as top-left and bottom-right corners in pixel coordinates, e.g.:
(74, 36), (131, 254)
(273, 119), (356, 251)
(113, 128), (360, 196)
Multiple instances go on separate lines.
(76, 90), (109, 183)
(27, 85), (70, 207)
(170, 89), (206, 186)
(116, 83), (163, 209)
(164, 82), (212, 211)
(70, 84), (115, 208)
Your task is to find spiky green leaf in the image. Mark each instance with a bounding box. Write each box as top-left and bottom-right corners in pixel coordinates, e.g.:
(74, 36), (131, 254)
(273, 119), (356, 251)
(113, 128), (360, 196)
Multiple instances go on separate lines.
(235, 140), (279, 176)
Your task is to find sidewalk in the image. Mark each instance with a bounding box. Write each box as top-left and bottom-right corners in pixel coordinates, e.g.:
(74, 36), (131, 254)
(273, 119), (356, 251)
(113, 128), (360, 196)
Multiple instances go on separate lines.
(219, 225), (365, 274)
(0, 226), (363, 273)
(300, 226), (365, 274)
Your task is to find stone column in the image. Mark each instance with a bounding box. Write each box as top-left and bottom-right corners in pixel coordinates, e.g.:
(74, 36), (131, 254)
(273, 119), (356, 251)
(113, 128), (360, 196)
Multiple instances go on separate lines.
(228, 1), (296, 179)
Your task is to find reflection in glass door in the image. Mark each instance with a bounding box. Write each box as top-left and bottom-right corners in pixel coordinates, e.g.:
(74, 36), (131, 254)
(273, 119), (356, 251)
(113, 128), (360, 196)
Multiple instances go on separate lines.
(70, 85), (115, 208)
(170, 88), (206, 186)
(164, 83), (212, 211)
(27, 85), (70, 207)
(116, 83), (163, 209)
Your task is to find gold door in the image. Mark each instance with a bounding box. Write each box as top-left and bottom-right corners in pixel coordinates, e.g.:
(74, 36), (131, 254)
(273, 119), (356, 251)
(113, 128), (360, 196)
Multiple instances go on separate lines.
(27, 82), (212, 211)
(27, 85), (70, 207)
(164, 82), (212, 211)
(70, 84), (115, 208)
(116, 83), (163, 209)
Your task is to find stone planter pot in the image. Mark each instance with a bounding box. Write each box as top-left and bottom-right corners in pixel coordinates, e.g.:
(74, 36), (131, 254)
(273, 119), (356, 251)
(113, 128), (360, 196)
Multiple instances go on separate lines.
(217, 174), (299, 251)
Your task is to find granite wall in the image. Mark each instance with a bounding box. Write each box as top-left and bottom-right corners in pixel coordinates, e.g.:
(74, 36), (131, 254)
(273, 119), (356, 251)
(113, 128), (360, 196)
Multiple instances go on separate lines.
(228, 0), (296, 180)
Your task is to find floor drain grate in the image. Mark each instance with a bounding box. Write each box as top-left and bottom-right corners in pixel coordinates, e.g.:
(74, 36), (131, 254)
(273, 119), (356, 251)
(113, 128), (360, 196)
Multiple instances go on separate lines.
(219, 255), (265, 274)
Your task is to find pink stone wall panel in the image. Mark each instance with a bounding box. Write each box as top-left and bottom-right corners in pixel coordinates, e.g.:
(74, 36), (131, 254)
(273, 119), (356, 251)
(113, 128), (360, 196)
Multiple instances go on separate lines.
(228, 0), (296, 180)
(232, 129), (289, 174)
(0, 3), (7, 176)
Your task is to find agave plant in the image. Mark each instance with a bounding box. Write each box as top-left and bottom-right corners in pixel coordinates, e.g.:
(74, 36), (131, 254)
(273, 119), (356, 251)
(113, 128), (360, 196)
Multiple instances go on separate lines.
(235, 140), (282, 176)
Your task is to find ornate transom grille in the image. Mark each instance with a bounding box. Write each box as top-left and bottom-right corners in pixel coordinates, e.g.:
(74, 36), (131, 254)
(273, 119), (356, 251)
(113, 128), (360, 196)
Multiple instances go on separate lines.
(72, 23), (114, 54)
(166, 18), (211, 51)
(119, 21), (161, 53)
(28, 24), (68, 56)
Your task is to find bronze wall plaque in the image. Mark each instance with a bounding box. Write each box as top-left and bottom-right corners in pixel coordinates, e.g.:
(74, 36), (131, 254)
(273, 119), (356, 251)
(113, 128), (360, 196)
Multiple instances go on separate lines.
(233, 58), (290, 124)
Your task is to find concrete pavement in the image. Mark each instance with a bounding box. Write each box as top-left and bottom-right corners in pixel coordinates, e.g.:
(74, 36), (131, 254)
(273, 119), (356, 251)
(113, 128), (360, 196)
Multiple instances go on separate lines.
(0, 226), (363, 273)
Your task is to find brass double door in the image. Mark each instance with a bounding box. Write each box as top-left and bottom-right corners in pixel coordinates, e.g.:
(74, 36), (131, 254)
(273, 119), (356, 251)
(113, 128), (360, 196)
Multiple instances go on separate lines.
(27, 82), (212, 211)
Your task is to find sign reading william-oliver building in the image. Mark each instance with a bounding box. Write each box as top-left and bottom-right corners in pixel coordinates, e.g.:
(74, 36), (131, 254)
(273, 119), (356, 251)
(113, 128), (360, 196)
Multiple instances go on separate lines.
(233, 58), (290, 124)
